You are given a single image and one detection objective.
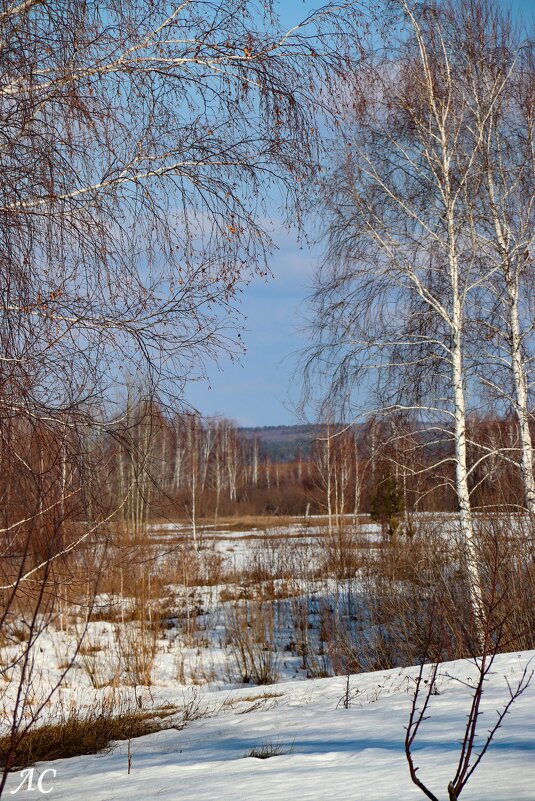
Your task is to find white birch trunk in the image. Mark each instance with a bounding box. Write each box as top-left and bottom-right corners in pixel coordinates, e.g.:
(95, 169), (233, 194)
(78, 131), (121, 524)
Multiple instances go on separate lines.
(486, 169), (535, 514)
(353, 436), (360, 523)
(448, 202), (485, 638)
(252, 438), (259, 488)
(325, 427), (333, 537)
(508, 277), (535, 514)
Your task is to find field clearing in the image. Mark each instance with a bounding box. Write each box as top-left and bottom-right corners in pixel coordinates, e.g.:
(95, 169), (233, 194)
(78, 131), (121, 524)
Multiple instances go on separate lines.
(2, 513), (535, 801)
(4, 651), (535, 801)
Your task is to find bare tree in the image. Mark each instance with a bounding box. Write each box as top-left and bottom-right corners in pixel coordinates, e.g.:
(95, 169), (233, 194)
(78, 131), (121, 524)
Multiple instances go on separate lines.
(1, 0), (368, 421)
(405, 528), (534, 801)
(302, 0), (535, 638)
(0, 1), (369, 786)
(0, 415), (109, 795)
(464, 4), (535, 514)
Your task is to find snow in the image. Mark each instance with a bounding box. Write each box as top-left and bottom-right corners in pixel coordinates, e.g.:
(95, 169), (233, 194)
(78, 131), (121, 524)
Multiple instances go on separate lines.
(5, 651), (535, 801)
(4, 518), (534, 799)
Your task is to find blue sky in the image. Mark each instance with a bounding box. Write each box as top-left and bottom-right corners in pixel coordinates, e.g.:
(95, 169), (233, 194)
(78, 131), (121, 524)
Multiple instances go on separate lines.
(184, 0), (534, 427)
(185, 225), (319, 426)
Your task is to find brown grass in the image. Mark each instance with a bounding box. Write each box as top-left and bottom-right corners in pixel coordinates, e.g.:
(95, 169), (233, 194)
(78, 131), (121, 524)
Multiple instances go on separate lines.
(237, 691), (284, 702)
(0, 701), (178, 770)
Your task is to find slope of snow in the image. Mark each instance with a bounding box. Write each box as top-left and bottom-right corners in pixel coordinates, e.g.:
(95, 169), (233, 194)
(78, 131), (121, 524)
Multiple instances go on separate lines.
(6, 651), (534, 801)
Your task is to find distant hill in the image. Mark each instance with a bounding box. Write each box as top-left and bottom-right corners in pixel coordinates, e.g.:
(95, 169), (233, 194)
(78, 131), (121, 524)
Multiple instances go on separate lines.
(238, 424), (332, 462)
(237, 420), (444, 462)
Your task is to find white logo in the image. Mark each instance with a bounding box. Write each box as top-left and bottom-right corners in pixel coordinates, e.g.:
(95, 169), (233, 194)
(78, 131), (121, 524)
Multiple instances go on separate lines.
(10, 768), (56, 795)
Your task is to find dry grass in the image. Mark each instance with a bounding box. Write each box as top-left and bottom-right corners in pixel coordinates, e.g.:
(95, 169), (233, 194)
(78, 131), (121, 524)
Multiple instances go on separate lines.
(153, 515), (305, 532)
(8, 625), (29, 644)
(3, 511), (534, 766)
(78, 642), (102, 656)
(113, 618), (158, 686)
(225, 598), (281, 685)
(0, 699), (177, 770)
(228, 690), (283, 705)
(246, 739), (292, 759)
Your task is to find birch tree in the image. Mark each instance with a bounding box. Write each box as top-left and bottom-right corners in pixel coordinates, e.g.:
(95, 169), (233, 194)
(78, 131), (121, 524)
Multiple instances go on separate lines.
(303, 0), (510, 634)
(0, 2), (370, 780)
(0, 0), (371, 588)
(0, 0), (366, 428)
(465, 5), (535, 514)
